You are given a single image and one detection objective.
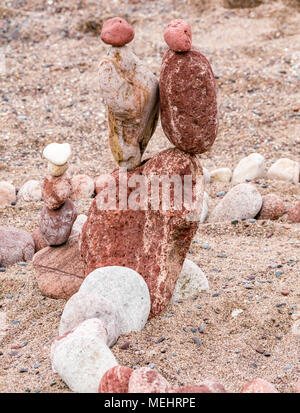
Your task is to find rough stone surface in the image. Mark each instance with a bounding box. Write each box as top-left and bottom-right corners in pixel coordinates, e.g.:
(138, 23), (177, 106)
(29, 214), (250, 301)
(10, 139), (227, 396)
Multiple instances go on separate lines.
(267, 158), (299, 184)
(71, 174), (94, 201)
(32, 228), (49, 252)
(210, 167), (232, 183)
(59, 290), (121, 347)
(81, 148), (203, 316)
(257, 193), (286, 220)
(0, 181), (16, 206)
(48, 161), (68, 177)
(160, 47), (218, 154)
(128, 367), (171, 393)
(33, 237), (85, 299)
(51, 318), (118, 393)
(287, 201), (300, 223)
(171, 259), (209, 302)
(99, 366), (134, 393)
(0, 226), (35, 266)
(171, 385), (212, 393)
(232, 153), (265, 184)
(40, 199), (77, 245)
(17, 180), (42, 202)
(101, 17), (134, 47)
(209, 183), (262, 223)
(79, 267), (150, 334)
(164, 19), (192, 52)
(295, 379), (300, 393)
(99, 45), (159, 169)
(241, 378), (279, 393)
(43, 142), (71, 166)
(42, 175), (71, 210)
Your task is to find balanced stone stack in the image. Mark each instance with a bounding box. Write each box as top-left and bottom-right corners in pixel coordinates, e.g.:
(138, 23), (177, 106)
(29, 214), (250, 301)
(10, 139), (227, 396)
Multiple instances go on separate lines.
(39, 142), (77, 246)
(80, 18), (218, 318)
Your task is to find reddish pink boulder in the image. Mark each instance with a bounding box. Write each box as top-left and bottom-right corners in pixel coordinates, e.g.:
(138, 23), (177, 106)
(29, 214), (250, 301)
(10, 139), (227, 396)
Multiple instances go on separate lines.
(71, 174), (94, 201)
(40, 199), (77, 246)
(32, 228), (49, 252)
(101, 17), (134, 47)
(99, 366), (134, 393)
(257, 193), (286, 220)
(241, 378), (278, 393)
(0, 226), (35, 266)
(128, 367), (171, 393)
(160, 47), (218, 154)
(164, 19), (192, 52)
(42, 175), (71, 210)
(288, 200), (300, 223)
(295, 378), (300, 393)
(33, 237), (85, 299)
(81, 148), (203, 317)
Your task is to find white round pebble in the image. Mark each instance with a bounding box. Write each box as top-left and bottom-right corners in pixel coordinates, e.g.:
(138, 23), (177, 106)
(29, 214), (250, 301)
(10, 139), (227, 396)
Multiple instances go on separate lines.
(18, 180), (42, 202)
(232, 153), (265, 184)
(43, 143), (71, 166)
(51, 318), (118, 393)
(79, 266), (151, 334)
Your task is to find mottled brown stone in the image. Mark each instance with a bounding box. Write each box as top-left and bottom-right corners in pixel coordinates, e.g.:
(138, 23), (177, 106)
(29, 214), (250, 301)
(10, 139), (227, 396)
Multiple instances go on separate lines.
(128, 367), (171, 393)
(98, 366), (134, 393)
(257, 193), (286, 220)
(160, 47), (218, 154)
(0, 226), (35, 266)
(42, 174), (71, 210)
(32, 228), (49, 252)
(33, 237), (85, 299)
(241, 378), (278, 393)
(40, 199), (77, 246)
(81, 148), (203, 317)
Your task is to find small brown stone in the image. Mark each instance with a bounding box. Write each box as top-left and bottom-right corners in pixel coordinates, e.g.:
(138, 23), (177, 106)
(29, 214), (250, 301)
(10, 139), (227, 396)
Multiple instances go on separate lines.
(287, 201), (300, 223)
(98, 366), (134, 393)
(32, 228), (49, 252)
(40, 199), (77, 246)
(257, 193), (286, 220)
(42, 175), (71, 210)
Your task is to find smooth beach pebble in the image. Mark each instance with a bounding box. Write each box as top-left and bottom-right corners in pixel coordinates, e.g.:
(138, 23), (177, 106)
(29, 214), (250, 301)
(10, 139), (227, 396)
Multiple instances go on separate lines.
(101, 17), (134, 47)
(164, 19), (192, 52)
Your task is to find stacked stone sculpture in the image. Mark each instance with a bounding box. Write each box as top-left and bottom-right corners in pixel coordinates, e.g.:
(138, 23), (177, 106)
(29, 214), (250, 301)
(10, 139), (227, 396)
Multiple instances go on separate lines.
(80, 18), (218, 317)
(39, 142), (77, 246)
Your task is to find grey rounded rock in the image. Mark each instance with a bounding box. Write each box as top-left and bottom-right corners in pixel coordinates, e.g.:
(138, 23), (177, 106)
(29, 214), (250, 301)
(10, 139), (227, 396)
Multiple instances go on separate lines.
(209, 183), (262, 223)
(79, 266), (151, 334)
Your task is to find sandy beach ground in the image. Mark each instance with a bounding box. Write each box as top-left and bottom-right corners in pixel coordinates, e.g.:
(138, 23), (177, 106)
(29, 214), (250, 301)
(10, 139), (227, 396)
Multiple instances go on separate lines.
(0, 0), (299, 393)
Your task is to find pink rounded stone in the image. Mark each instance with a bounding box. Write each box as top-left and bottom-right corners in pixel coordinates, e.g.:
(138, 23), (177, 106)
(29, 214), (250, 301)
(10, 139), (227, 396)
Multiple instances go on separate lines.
(287, 200), (300, 223)
(71, 174), (95, 201)
(128, 367), (171, 393)
(99, 366), (134, 393)
(200, 378), (226, 393)
(42, 175), (71, 210)
(257, 193), (286, 220)
(101, 17), (134, 47)
(241, 378), (279, 393)
(164, 19), (192, 52)
(40, 199), (77, 246)
(295, 378), (300, 393)
(0, 226), (35, 266)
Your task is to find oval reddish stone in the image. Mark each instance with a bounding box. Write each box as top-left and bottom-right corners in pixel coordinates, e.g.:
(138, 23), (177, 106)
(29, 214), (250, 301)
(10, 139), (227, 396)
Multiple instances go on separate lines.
(241, 378), (278, 393)
(160, 47), (218, 154)
(164, 19), (192, 52)
(99, 366), (133, 393)
(101, 17), (134, 47)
